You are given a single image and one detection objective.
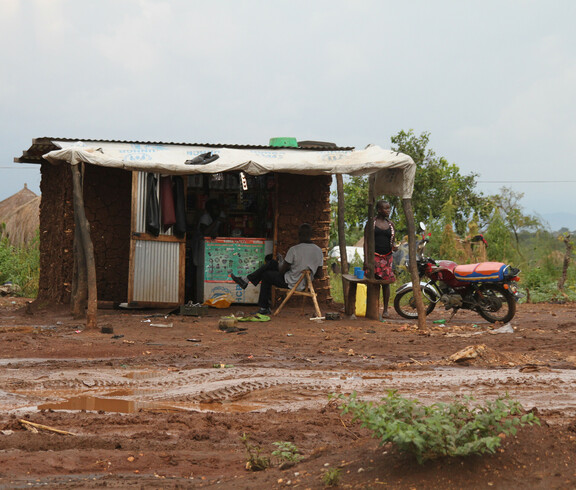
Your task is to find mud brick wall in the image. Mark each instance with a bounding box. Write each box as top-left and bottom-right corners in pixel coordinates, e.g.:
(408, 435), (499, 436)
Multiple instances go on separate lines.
(37, 163), (131, 304)
(276, 174), (332, 303)
(83, 165), (132, 302)
(37, 162), (75, 304)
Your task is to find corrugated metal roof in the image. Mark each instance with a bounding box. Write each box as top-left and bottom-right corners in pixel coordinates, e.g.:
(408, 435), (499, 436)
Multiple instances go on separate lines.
(15, 137), (354, 164)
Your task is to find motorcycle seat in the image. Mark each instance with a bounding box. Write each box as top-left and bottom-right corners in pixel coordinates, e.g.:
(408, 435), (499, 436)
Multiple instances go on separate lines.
(454, 262), (509, 282)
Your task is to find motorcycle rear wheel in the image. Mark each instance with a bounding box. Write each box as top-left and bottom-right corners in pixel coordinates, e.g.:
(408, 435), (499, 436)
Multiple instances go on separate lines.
(394, 287), (437, 319)
(475, 284), (516, 323)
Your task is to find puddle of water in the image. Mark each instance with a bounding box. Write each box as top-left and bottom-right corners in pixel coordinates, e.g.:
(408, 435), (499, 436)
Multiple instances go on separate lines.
(37, 396), (188, 414)
(39, 396), (144, 413)
(38, 396), (263, 414)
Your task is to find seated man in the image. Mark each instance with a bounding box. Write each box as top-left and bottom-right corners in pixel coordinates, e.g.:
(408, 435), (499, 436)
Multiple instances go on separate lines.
(231, 223), (324, 315)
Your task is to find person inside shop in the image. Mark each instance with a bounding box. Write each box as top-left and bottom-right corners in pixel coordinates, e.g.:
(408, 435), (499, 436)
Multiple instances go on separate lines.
(230, 223), (324, 315)
(188, 199), (227, 301)
(363, 199), (397, 319)
(198, 198), (226, 239)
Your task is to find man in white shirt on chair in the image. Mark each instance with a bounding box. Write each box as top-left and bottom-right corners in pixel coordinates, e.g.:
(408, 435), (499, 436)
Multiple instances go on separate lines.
(230, 223), (324, 315)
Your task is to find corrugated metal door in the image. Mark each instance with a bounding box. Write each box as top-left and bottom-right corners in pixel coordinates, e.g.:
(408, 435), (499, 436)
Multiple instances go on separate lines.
(127, 172), (185, 307)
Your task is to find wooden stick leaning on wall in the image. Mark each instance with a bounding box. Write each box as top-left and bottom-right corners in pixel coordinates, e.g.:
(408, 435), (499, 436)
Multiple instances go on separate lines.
(71, 163), (98, 329)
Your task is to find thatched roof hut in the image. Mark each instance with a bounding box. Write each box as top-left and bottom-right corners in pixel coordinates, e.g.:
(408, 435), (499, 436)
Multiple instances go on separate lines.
(0, 185), (40, 246)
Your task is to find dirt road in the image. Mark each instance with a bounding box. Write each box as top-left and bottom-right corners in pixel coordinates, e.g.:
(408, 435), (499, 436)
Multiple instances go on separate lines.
(1, 297), (575, 488)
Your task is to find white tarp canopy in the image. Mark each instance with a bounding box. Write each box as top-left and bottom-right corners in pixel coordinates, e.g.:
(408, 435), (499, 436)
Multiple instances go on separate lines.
(43, 140), (416, 198)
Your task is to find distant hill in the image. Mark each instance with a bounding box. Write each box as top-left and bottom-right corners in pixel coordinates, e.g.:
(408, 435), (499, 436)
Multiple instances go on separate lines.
(541, 212), (576, 232)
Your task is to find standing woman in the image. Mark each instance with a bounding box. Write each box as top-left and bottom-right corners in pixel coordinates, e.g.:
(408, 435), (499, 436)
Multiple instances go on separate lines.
(363, 200), (396, 318)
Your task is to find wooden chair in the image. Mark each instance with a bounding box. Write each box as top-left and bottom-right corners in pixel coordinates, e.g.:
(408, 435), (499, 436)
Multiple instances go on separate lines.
(273, 269), (322, 318)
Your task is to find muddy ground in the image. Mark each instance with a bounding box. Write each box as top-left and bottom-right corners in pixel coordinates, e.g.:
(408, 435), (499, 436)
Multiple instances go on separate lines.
(1, 296), (576, 489)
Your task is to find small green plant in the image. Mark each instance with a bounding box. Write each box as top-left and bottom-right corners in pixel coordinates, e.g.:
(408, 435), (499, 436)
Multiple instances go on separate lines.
(271, 441), (303, 464)
(322, 467), (341, 486)
(240, 433), (270, 471)
(338, 391), (540, 464)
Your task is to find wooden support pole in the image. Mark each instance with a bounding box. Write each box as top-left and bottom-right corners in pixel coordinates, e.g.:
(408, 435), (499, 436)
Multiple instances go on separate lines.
(402, 198), (427, 329)
(71, 216), (87, 318)
(335, 174), (350, 306)
(366, 175), (380, 320)
(71, 164), (98, 330)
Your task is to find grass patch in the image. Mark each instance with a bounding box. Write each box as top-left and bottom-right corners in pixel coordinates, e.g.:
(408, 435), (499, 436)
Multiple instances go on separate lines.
(0, 235), (39, 297)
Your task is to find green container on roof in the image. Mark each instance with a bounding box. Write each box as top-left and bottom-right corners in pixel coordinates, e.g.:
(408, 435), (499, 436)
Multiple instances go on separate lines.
(269, 137), (298, 148)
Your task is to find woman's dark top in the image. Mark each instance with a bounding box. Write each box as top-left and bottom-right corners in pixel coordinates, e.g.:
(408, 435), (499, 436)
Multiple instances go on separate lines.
(375, 225), (393, 255)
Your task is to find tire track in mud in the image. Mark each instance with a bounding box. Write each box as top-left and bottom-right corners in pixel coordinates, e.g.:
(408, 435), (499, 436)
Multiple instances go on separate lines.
(2, 363), (576, 419)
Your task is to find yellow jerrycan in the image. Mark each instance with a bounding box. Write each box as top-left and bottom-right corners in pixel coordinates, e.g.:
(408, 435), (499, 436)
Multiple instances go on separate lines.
(355, 283), (367, 317)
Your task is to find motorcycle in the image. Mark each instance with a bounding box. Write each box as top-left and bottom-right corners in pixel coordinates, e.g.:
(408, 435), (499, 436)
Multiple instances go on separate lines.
(393, 227), (522, 323)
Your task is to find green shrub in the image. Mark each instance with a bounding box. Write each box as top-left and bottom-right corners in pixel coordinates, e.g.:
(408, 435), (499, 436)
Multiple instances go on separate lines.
(338, 391), (539, 464)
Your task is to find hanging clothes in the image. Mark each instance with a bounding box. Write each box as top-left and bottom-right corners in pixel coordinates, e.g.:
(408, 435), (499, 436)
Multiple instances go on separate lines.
(160, 176), (176, 232)
(146, 173), (160, 236)
(172, 175), (187, 238)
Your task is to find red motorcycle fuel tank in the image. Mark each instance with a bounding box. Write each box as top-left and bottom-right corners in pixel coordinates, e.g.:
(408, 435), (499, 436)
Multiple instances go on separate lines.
(429, 260), (462, 287)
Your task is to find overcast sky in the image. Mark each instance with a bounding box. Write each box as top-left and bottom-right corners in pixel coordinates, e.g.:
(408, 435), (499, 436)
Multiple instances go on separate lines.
(1, 0), (575, 228)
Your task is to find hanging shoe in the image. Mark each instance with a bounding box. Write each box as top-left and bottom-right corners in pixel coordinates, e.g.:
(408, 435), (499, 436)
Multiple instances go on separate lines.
(185, 152), (220, 165)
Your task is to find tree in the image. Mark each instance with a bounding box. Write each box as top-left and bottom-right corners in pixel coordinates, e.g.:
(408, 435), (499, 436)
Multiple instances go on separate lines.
(491, 187), (542, 258)
(330, 175), (369, 246)
(438, 198), (467, 263)
(331, 130), (491, 244)
(484, 209), (516, 263)
(389, 130), (490, 235)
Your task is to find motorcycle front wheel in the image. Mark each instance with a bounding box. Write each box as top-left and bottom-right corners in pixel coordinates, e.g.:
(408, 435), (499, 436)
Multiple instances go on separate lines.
(394, 287), (437, 319)
(475, 284), (517, 323)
